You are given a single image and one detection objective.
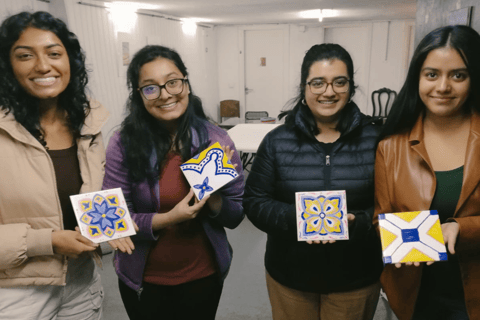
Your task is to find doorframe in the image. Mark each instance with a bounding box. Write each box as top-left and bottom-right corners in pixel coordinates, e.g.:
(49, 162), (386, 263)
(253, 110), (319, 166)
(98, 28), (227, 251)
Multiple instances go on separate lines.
(238, 24), (290, 119)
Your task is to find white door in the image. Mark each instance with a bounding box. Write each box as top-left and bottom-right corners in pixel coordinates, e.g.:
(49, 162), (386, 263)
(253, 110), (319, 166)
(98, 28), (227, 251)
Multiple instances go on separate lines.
(244, 29), (285, 119)
(325, 26), (371, 114)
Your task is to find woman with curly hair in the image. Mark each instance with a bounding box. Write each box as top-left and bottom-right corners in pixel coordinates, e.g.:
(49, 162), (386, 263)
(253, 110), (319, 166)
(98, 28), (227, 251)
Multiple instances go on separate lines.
(0, 11), (108, 319)
(102, 45), (244, 320)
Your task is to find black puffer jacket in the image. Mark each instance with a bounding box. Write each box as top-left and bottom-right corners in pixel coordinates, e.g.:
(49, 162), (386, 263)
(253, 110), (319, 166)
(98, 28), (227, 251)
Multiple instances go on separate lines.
(244, 103), (383, 293)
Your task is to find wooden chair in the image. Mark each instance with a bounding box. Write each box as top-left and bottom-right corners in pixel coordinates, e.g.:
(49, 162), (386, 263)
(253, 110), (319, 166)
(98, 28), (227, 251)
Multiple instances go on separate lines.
(371, 87), (397, 118)
(220, 100), (240, 122)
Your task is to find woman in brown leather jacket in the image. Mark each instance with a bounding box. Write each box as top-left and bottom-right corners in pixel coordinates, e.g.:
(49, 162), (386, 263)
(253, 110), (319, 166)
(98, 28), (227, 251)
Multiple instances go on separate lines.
(374, 25), (480, 320)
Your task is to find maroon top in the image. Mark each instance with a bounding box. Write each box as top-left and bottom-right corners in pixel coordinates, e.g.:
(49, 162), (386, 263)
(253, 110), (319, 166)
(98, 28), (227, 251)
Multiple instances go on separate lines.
(47, 144), (82, 231)
(143, 152), (216, 285)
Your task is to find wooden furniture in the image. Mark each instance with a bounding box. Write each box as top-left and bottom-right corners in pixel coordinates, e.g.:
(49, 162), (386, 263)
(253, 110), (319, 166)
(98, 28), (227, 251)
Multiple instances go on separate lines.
(371, 87), (397, 118)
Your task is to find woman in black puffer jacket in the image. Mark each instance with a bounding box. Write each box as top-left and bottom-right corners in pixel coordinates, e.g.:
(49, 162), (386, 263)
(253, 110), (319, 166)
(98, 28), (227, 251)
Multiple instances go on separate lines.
(244, 43), (383, 320)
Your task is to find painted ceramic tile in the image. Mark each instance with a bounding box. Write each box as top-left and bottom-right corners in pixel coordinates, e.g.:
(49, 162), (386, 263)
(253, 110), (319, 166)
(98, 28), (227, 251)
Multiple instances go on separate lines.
(70, 188), (136, 243)
(180, 142), (239, 200)
(378, 210), (448, 264)
(295, 190), (349, 241)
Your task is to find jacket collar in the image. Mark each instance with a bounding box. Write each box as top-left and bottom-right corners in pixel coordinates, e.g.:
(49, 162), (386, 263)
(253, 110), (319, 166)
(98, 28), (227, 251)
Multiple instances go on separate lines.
(408, 111), (480, 213)
(0, 100), (110, 147)
(80, 100), (110, 136)
(294, 101), (365, 138)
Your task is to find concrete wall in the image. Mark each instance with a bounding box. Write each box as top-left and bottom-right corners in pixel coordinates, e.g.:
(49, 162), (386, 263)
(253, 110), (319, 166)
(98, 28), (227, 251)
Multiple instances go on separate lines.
(416, 0), (480, 44)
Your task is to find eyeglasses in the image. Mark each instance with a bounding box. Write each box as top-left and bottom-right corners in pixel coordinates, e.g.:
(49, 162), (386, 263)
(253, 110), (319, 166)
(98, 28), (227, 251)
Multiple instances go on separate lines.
(306, 78), (350, 95)
(138, 78), (188, 100)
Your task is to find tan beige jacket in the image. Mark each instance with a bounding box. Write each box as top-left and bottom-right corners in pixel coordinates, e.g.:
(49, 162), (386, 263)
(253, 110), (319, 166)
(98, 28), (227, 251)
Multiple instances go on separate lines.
(0, 101), (109, 287)
(374, 112), (480, 320)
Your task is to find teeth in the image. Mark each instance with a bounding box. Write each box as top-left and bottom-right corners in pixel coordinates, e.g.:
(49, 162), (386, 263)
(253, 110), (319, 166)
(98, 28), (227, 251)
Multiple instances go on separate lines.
(160, 102), (177, 109)
(319, 101), (335, 104)
(33, 77), (56, 85)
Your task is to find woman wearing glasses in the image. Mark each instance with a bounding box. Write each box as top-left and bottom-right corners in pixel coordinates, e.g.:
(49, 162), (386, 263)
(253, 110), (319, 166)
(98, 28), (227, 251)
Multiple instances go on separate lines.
(102, 45), (244, 320)
(244, 43), (383, 320)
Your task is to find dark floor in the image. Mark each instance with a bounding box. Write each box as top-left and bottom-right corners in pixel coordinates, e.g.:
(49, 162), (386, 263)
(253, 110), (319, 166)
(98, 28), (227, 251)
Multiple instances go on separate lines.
(98, 218), (398, 320)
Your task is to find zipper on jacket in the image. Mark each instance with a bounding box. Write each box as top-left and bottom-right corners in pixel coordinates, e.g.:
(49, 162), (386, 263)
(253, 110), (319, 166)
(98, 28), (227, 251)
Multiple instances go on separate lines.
(325, 154), (332, 189)
(137, 287), (143, 301)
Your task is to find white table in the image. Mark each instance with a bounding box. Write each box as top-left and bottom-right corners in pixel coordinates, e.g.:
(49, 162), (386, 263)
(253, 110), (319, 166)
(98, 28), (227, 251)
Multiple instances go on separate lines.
(227, 123), (280, 168)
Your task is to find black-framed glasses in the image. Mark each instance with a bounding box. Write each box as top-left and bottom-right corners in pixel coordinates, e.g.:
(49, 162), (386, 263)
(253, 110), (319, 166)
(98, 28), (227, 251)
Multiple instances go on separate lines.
(307, 78), (350, 95)
(138, 78), (188, 100)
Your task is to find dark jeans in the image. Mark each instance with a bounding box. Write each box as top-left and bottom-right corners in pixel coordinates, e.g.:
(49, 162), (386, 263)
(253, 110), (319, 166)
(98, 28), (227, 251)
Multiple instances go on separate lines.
(412, 293), (469, 320)
(118, 274), (223, 320)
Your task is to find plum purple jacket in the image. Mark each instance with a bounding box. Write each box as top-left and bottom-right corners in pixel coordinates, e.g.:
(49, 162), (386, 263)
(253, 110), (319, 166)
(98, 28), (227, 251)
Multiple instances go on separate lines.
(102, 121), (244, 292)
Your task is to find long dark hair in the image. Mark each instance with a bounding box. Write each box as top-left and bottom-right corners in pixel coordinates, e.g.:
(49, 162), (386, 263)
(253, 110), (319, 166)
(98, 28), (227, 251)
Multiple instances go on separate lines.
(121, 45), (209, 182)
(380, 25), (480, 140)
(280, 43), (358, 139)
(0, 11), (90, 146)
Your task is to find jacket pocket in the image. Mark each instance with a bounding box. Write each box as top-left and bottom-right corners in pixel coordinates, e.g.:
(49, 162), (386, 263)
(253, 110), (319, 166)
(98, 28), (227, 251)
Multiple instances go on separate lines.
(88, 274), (104, 310)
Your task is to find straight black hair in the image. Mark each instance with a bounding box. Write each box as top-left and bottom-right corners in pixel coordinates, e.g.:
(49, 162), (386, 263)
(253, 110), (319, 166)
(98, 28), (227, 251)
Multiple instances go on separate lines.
(279, 43), (358, 139)
(380, 25), (480, 140)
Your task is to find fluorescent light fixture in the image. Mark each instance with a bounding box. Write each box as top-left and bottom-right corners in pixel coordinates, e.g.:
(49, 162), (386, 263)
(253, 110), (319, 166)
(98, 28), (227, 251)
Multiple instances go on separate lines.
(298, 8), (339, 21)
(106, 1), (161, 11)
(106, 2), (138, 33)
(299, 9), (320, 19)
(181, 19), (197, 36)
(322, 9), (339, 18)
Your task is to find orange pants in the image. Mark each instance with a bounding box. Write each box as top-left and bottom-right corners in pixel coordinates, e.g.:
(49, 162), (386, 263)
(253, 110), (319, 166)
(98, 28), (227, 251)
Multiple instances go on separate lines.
(266, 271), (380, 320)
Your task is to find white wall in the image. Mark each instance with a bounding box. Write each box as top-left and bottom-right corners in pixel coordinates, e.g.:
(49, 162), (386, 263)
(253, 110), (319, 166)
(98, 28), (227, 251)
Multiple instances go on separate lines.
(61, 1), (219, 142)
(217, 20), (414, 118)
(216, 24), (324, 117)
(367, 20), (415, 114)
(0, 0), (48, 20)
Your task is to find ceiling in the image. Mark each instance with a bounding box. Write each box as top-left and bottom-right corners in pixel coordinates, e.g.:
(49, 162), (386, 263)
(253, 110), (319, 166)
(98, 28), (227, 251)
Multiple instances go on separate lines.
(97, 0), (416, 25)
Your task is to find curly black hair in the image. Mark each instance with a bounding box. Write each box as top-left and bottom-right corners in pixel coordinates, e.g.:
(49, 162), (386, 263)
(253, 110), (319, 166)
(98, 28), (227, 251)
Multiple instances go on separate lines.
(121, 45), (209, 182)
(0, 11), (90, 146)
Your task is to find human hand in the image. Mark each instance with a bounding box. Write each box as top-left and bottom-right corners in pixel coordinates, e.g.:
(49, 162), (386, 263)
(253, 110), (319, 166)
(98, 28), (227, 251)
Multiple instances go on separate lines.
(442, 222), (459, 255)
(51, 229), (99, 259)
(170, 189), (209, 223)
(223, 145), (237, 169)
(394, 260), (434, 268)
(306, 214), (355, 245)
(108, 221), (139, 255)
(347, 213), (355, 227)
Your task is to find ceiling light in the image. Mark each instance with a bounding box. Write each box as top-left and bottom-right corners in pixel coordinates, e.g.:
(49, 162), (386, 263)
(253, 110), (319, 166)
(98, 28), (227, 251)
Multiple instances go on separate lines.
(182, 19), (197, 36)
(299, 9), (339, 21)
(106, 1), (161, 11)
(106, 2), (138, 33)
(299, 9), (320, 19)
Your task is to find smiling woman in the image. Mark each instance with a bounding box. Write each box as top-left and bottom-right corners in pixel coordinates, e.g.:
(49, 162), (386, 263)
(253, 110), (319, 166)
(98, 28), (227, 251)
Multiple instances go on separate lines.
(102, 45), (245, 320)
(375, 25), (480, 320)
(0, 11), (109, 320)
(10, 27), (71, 103)
(244, 43), (383, 320)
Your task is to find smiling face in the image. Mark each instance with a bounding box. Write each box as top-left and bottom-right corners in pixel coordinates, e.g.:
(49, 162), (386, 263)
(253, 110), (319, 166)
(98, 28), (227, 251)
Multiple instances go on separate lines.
(10, 27), (70, 103)
(305, 59), (350, 126)
(419, 47), (471, 119)
(138, 57), (189, 130)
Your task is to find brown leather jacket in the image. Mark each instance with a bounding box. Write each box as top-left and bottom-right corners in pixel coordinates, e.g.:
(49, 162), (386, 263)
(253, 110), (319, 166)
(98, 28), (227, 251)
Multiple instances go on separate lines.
(374, 112), (480, 320)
